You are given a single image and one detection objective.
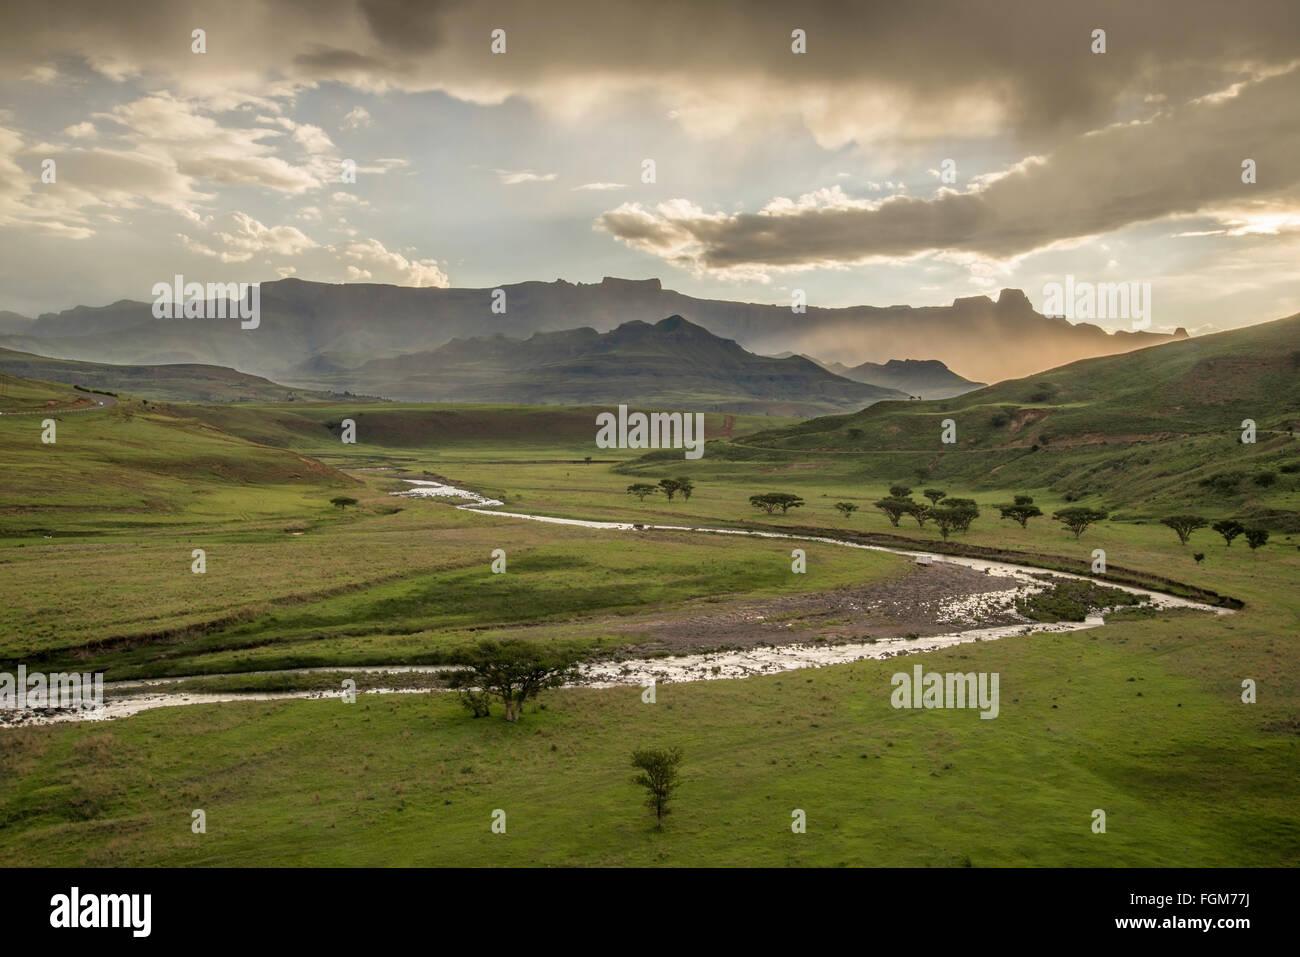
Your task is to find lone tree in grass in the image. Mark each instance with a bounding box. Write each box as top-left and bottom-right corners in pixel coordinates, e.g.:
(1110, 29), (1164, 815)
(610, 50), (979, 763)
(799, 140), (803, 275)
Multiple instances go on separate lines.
(330, 496), (359, 509)
(1053, 507), (1108, 540)
(657, 478), (682, 501)
(749, 492), (804, 514)
(1245, 528), (1270, 551)
(923, 488), (947, 505)
(627, 483), (658, 502)
(889, 484), (913, 499)
(834, 502), (859, 519)
(874, 496), (912, 527)
(675, 477), (695, 501)
(630, 746), (683, 830)
(1162, 515), (1208, 545)
(998, 498), (1043, 528)
(1212, 519), (1245, 547)
(444, 640), (580, 722)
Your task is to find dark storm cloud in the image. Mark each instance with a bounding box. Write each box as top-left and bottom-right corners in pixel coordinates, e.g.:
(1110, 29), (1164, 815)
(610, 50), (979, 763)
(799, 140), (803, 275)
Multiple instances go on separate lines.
(3, 0), (1297, 145)
(597, 65), (1300, 269)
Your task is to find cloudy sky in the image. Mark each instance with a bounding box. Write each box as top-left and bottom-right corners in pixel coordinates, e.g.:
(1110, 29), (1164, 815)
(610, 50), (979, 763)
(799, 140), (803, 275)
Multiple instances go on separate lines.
(1, 0), (1297, 334)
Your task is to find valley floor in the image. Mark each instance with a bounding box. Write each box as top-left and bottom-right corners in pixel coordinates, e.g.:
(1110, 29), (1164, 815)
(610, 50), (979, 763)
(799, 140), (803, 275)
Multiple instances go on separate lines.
(0, 410), (1295, 866)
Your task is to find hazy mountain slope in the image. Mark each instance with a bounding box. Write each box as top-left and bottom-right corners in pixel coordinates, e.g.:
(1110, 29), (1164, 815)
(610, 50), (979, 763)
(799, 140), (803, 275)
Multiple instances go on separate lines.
(743, 312), (1300, 449)
(0, 311), (34, 335)
(328, 315), (907, 415)
(725, 312), (1300, 522)
(820, 358), (984, 398)
(0, 348), (337, 403)
(1, 278), (1186, 385)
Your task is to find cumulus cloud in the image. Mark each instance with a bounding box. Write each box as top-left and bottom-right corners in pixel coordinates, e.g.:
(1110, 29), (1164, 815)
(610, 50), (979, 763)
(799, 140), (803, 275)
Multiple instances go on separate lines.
(0, 122), (210, 238)
(338, 237), (448, 286)
(105, 93), (325, 194)
(211, 211), (318, 261)
(176, 210), (448, 286)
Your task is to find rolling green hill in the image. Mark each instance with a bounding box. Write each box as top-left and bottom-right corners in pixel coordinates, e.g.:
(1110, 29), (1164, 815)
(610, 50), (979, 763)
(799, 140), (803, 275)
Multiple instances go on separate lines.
(703, 312), (1300, 525)
(0, 348), (340, 403)
(0, 373), (355, 535)
(0, 370), (99, 413)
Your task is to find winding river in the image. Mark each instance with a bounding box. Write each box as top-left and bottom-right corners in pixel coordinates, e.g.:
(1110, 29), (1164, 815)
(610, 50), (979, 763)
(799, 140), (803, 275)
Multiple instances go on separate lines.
(4, 480), (1229, 725)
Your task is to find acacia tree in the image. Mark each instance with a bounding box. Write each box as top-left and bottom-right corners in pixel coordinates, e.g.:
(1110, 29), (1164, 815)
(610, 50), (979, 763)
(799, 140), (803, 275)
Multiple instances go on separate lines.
(444, 640), (580, 722)
(998, 498), (1043, 528)
(749, 492), (804, 514)
(657, 478), (681, 501)
(675, 477), (695, 500)
(1212, 519), (1245, 547)
(923, 489), (947, 505)
(627, 483), (658, 501)
(874, 496), (911, 527)
(944, 498), (980, 533)
(1053, 507), (1108, 539)
(906, 501), (932, 528)
(630, 746), (683, 830)
(889, 484), (913, 499)
(1162, 515), (1208, 545)
(834, 502), (859, 519)
(330, 496), (359, 509)
(930, 505), (962, 539)
(1245, 528), (1270, 551)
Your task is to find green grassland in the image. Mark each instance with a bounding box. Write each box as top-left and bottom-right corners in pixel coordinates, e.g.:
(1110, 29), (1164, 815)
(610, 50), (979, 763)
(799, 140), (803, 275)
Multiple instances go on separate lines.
(710, 313), (1300, 527)
(0, 607), (1292, 867)
(0, 348), (338, 403)
(0, 371), (101, 414)
(0, 331), (1296, 867)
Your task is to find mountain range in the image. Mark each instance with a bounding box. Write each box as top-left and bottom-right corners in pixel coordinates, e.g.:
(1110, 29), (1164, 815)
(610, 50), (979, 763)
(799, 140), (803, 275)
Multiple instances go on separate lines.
(0, 277), (1187, 388)
(328, 314), (915, 414)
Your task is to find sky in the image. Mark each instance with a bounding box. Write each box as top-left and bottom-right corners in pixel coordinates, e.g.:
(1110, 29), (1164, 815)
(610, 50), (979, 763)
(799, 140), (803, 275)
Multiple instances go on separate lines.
(1, 0), (1298, 335)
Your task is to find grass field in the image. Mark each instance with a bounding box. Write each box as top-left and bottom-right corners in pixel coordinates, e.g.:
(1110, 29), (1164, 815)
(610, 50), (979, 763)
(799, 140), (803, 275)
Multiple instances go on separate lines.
(0, 608), (1292, 866)
(0, 388), (1296, 866)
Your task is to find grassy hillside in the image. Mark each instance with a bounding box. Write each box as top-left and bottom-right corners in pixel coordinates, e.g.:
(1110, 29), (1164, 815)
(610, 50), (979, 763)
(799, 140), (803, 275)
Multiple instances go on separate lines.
(0, 380), (355, 536)
(0, 348), (339, 403)
(0, 371), (98, 413)
(711, 314), (1300, 526)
